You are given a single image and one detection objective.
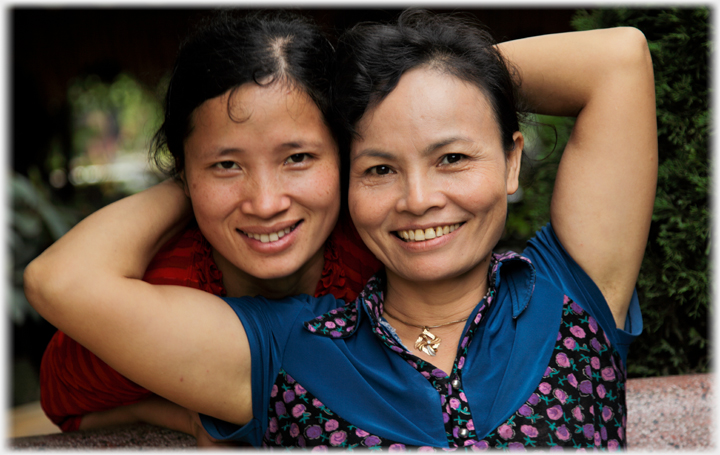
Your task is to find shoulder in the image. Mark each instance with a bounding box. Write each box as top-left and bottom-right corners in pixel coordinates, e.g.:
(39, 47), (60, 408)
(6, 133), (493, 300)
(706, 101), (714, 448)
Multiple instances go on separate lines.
(220, 293), (345, 339)
(522, 224), (614, 324)
(521, 224), (642, 365)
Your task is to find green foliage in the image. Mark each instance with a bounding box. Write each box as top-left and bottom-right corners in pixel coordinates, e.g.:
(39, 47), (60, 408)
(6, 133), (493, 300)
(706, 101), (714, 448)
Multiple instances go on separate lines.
(62, 73), (165, 195)
(68, 72), (163, 159)
(571, 8), (710, 376)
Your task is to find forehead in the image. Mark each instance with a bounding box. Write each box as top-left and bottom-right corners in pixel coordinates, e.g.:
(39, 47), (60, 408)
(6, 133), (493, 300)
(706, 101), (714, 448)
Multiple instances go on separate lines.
(191, 82), (319, 128)
(352, 67), (501, 154)
(185, 82), (334, 157)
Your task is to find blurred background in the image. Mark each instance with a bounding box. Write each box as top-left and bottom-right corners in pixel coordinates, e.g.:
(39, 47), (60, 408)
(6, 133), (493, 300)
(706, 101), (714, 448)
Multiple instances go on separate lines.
(8, 6), (709, 437)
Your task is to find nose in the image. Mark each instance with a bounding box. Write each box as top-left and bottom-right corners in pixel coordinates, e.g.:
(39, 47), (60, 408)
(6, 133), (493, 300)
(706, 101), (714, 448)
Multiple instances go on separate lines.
(240, 174), (292, 219)
(395, 171), (446, 216)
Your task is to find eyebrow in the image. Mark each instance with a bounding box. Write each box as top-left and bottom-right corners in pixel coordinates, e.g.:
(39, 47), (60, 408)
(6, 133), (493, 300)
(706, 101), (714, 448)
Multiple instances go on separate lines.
(352, 136), (473, 163)
(210, 140), (322, 157)
(426, 136), (472, 154)
(277, 140), (323, 150)
(350, 149), (395, 164)
(212, 147), (242, 157)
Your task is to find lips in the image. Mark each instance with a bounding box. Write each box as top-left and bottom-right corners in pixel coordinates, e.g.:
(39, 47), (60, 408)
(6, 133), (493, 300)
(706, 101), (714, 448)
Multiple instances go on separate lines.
(238, 221), (300, 244)
(395, 223), (463, 242)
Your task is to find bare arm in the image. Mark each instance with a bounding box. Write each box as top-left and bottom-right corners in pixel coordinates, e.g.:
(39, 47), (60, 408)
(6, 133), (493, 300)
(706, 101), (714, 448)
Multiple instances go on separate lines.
(24, 180), (254, 425)
(499, 28), (657, 327)
(80, 395), (233, 448)
(78, 395), (194, 434)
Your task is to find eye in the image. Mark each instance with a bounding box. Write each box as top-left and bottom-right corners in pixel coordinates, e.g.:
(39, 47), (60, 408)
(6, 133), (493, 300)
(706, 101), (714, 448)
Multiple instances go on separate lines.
(367, 165), (394, 176)
(214, 161), (239, 170)
(440, 154), (465, 165)
(285, 153), (309, 164)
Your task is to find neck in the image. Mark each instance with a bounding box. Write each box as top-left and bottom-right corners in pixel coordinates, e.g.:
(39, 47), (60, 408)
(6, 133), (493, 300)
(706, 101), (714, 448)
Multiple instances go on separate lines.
(383, 254), (493, 326)
(213, 248), (325, 299)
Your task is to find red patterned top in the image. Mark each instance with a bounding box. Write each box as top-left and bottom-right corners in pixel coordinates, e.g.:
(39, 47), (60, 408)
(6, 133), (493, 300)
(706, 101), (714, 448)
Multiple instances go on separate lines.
(39, 217), (381, 432)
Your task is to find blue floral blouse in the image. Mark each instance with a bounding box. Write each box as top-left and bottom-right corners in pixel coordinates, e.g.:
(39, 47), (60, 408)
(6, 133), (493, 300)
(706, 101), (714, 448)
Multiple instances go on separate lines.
(201, 224), (642, 450)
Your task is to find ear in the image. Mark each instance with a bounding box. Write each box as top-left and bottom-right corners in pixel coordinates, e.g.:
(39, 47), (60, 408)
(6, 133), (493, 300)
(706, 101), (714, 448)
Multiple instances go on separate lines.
(506, 131), (523, 195)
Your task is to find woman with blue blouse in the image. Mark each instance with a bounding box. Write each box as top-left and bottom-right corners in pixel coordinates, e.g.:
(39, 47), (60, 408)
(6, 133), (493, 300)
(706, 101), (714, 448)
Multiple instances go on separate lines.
(25, 10), (656, 450)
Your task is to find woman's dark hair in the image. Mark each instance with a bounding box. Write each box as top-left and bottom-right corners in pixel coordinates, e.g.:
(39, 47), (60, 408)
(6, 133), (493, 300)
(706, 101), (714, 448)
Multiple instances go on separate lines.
(333, 9), (521, 158)
(151, 10), (335, 179)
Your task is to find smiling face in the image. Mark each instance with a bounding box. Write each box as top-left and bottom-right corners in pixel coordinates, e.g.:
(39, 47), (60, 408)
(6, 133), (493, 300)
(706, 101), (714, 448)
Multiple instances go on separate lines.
(349, 67), (522, 284)
(183, 83), (340, 283)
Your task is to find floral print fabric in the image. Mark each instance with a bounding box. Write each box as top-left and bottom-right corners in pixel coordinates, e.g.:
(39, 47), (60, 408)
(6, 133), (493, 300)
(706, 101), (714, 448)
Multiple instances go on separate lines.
(478, 294), (626, 451)
(266, 252), (627, 450)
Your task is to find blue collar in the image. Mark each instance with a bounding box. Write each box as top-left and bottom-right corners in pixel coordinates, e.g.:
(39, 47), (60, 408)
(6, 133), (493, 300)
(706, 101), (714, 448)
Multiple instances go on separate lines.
(304, 251), (536, 339)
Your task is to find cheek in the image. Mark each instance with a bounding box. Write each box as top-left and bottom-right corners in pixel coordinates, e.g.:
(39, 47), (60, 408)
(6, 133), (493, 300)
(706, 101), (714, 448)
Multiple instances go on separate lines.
(320, 166), (341, 205)
(185, 175), (236, 222)
(465, 187), (500, 211)
(190, 190), (234, 229)
(295, 163), (341, 218)
(348, 184), (388, 236)
(453, 169), (507, 209)
(348, 196), (377, 254)
(347, 179), (366, 225)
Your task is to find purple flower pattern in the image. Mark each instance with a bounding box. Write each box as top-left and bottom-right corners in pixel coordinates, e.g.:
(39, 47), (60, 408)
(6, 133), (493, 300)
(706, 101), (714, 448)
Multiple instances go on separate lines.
(479, 294), (627, 450)
(264, 253), (627, 451)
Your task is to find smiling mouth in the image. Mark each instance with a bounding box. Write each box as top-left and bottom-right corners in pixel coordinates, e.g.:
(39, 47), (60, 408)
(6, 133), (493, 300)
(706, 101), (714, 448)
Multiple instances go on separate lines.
(395, 223), (463, 242)
(238, 222), (301, 244)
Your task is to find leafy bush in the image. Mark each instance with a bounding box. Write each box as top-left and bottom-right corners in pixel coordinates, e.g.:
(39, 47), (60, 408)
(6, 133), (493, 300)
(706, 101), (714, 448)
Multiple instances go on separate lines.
(573, 8), (709, 376)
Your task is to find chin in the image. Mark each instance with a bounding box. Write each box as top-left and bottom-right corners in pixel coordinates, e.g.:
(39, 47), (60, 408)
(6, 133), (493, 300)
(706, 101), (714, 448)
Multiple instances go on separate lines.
(392, 257), (489, 284)
(392, 266), (462, 284)
(245, 262), (303, 281)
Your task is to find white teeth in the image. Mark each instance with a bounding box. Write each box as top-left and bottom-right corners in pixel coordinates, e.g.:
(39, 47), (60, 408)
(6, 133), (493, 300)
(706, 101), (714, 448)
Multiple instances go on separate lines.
(241, 224), (297, 243)
(397, 224), (461, 242)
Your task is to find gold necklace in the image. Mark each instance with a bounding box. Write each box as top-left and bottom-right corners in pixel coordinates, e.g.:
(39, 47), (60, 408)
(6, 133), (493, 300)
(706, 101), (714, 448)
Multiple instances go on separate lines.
(382, 309), (469, 357)
(382, 287), (491, 357)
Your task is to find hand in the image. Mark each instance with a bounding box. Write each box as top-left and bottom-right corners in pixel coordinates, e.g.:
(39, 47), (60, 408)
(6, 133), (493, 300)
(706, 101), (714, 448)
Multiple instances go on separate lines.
(188, 410), (238, 448)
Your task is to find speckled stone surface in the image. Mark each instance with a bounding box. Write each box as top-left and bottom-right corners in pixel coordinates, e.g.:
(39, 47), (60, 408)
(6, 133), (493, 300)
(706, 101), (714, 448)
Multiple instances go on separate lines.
(7, 374), (715, 450)
(626, 373), (714, 451)
(8, 423), (196, 449)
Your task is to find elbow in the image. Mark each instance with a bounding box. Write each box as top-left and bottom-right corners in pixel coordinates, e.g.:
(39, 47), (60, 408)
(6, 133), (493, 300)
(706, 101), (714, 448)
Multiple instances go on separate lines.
(24, 256), (50, 317)
(24, 254), (67, 322)
(613, 27), (654, 75)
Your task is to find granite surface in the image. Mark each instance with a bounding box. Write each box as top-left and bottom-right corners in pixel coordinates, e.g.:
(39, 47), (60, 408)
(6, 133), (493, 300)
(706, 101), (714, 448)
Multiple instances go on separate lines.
(9, 423), (196, 450)
(625, 373), (714, 451)
(8, 373), (714, 450)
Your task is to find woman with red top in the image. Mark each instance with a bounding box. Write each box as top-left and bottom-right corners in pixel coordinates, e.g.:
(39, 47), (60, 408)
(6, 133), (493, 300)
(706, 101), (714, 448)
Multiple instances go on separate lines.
(39, 10), (379, 443)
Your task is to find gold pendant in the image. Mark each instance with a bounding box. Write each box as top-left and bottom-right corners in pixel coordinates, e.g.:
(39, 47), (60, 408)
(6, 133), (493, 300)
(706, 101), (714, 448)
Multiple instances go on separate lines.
(415, 328), (442, 356)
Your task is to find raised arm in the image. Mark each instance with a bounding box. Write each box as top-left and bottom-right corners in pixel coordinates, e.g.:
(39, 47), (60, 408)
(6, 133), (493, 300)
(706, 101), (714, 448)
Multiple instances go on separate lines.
(40, 225), (226, 436)
(24, 181), (253, 425)
(499, 28), (657, 327)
